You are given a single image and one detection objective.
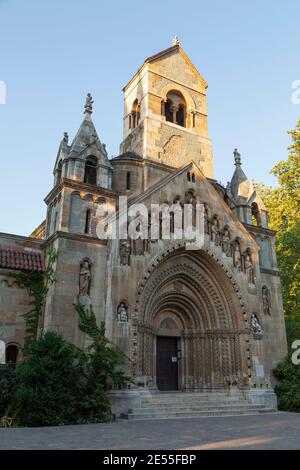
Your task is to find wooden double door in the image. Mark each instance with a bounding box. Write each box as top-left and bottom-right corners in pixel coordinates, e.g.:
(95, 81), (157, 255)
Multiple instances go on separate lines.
(156, 336), (179, 391)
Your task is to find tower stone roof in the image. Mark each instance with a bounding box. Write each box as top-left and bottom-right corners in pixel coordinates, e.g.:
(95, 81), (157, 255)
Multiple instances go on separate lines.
(230, 148), (253, 203)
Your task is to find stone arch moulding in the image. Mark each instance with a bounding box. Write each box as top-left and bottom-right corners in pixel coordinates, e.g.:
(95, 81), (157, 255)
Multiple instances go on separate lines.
(160, 83), (196, 111)
(134, 241), (248, 320)
(131, 242), (253, 391)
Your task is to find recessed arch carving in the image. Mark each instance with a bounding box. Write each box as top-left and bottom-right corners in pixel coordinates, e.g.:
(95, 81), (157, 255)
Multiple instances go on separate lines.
(132, 244), (252, 390)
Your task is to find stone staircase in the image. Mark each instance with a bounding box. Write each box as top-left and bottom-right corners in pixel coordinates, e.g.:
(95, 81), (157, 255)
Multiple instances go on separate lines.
(127, 391), (275, 421)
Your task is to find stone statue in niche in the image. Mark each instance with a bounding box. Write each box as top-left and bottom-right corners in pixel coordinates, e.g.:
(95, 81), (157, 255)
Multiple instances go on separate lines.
(117, 302), (128, 322)
(204, 205), (209, 234)
(211, 218), (220, 245)
(262, 286), (271, 315)
(79, 260), (91, 296)
(120, 240), (131, 265)
(233, 244), (242, 271)
(133, 237), (145, 256)
(185, 192), (197, 226)
(222, 228), (231, 256)
(244, 253), (255, 284)
(250, 313), (263, 338)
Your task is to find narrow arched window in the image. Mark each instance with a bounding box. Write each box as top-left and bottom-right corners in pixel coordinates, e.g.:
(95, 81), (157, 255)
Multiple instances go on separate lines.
(126, 172), (131, 190)
(177, 104), (185, 127)
(84, 209), (91, 234)
(251, 202), (261, 226)
(130, 99), (140, 129)
(192, 173), (195, 183)
(165, 99), (173, 123)
(84, 156), (97, 185)
(53, 211), (58, 232)
(5, 344), (18, 366)
(187, 171), (191, 181)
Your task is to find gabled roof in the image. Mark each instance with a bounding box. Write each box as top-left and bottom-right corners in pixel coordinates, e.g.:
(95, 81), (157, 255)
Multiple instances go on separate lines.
(123, 44), (207, 91)
(126, 161), (258, 247)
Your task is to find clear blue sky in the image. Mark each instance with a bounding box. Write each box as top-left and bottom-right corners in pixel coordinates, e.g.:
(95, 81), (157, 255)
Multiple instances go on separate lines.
(0, 0), (299, 235)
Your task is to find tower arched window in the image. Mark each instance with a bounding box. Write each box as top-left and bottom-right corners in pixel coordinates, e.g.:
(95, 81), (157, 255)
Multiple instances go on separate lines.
(163, 90), (186, 127)
(84, 209), (91, 234)
(126, 172), (131, 190)
(84, 156), (98, 185)
(251, 202), (261, 226)
(129, 99), (140, 129)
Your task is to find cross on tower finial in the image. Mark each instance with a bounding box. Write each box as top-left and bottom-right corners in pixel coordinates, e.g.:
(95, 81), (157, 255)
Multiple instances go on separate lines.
(234, 148), (241, 166)
(84, 93), (94, 115)
(172, 34), (180, 46)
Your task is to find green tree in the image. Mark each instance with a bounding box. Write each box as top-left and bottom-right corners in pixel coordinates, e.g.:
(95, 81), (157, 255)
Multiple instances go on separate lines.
(6, 332), (86, 427)
(260, 119), (300, 343)
(273, 356), (300, 411)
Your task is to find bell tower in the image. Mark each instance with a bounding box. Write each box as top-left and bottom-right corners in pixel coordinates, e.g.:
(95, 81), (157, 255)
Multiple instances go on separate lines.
(120, 39), (213, 177)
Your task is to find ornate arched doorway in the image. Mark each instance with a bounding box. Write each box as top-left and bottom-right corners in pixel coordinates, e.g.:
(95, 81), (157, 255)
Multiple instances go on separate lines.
(133, 247), (251, 391)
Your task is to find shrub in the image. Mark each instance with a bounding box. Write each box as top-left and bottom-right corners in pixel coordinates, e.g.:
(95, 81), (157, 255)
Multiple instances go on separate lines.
(0, 365), (17, 418)
(12, 331), (86, 427)
(274, 356), (300, 412)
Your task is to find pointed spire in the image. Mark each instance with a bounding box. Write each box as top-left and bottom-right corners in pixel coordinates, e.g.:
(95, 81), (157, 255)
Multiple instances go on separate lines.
(84, 93), (94, 116)
(172, 34), (180, 46)
(230, 147), (251, 201)
(233, 148), (241, 166)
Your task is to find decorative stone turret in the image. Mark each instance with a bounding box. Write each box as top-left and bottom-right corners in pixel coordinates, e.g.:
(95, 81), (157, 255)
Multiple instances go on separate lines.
(229, 149), (268, 228)
(53, 94), (112, 189)
(46, 94), (115, 240)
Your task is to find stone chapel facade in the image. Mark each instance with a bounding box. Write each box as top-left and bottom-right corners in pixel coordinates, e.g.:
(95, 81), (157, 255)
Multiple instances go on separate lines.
(0, 41), (287, 411)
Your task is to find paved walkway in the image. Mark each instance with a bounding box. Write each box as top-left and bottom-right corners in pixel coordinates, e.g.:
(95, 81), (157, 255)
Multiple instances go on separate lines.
(0, 412), (299, 450)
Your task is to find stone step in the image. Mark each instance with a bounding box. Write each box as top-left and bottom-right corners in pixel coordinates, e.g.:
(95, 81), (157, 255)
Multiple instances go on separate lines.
(141, 397), (249, 405)
(137, 404), (265, 413)
(142, 396), (248, 403)
(141, 400), (251, 407)
(127, 408), (274, 421)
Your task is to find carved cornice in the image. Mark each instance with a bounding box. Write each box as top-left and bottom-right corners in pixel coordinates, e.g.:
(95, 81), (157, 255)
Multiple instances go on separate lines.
(44, 178), (120, 205)
(41, 230), (107, 249)
(260, 267), (281, 277)
(243, 223), (276, 237)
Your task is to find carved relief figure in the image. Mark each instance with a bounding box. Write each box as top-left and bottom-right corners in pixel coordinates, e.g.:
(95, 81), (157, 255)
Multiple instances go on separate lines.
(79, 259), (91, 296)
(262, 286), (271, 315)
(117, 302), (128, 322)
(222, 228), (231, 256)
(161, 135), (186, 166)
(250, 313), (263, 338)
(233, 243), (242, 271)
(211, 217), (219, 245)
(133, 237), (145, 256)
(120, 240), (131, 265)
(244, 253), (255, 284)
(204, 204), (209, 234)
(185, 191), (196, 227)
